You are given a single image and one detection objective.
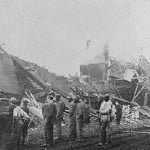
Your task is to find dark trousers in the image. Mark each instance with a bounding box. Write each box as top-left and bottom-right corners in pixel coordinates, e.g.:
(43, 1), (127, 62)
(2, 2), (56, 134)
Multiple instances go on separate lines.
(22, 119), (29, 144)
(100, 121), (109, 144)
(45, 117), (54, 144)
(77, 120), (84, 139)
(116, 115), (122, 125)
(7, 119), (24, 150)
(69, 117), (77, 140)
(55, 119), (62, 139)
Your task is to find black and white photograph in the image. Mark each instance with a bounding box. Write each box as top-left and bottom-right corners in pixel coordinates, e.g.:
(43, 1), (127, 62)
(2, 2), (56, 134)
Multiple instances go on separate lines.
(0, 0), (150, 150)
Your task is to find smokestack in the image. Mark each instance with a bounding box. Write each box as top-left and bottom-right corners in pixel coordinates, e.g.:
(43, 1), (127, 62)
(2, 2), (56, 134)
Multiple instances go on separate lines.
(103, 43), (109, 62)
(103, 43), (109, 81)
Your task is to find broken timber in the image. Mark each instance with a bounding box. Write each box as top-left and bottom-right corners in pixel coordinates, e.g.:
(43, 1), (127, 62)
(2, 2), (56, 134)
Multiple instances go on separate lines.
(113, 96), (138, 106)
(12, 58), (47, 90)
(132, 85), (146, 103)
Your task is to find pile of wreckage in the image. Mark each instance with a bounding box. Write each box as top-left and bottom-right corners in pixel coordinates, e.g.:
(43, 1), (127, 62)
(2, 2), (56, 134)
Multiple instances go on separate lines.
(79, 50), (150, 124)
(0, 46), (70, 130)
(1, 45), (150, 131)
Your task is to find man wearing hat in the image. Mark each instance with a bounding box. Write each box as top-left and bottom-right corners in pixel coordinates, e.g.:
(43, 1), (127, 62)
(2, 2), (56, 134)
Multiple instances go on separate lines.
(98, 94), (112, 145)
(21, 98), (30, 145)
(55, 94), (66, 140)
(48, 91), (56, 98)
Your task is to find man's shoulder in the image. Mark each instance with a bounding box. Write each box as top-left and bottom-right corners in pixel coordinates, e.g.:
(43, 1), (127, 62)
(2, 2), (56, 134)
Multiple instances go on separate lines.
(79, 102), (85, 106)
(71, 102), (76, 107)
(85, 104), (90, 109)
(60, 100), (65, 105)
(106, 101), (112, 108)
(50, 102), (57, 108)
(42, 104), (50, 110)
(58, 100), (65, 105)
(13, 106), (21, 112)
(15, 106), (20, 109)
(42, 104), (49, 107)
(100, 101), (105, 107)
(9, 104), (16, 110)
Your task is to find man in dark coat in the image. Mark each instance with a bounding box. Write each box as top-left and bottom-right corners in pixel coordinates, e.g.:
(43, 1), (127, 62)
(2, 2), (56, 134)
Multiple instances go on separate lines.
(76, 98), (85, 140)
(115, 101), (122, 125)
(55, 94), (66, 140)
(68, 96), (79, 141)
(42, 95), (57, 147)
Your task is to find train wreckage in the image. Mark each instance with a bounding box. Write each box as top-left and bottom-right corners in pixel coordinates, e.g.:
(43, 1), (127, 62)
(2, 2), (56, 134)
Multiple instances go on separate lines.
(0, 46), (150, 132)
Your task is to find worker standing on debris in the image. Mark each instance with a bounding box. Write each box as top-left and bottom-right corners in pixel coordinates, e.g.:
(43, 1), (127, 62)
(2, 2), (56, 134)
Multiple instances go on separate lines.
(41, 94), (57, 147)
(99, 94), (112, 145)
(115, 101), (122, 126)
(55, 94), (66, 140)
(20, 98), (30, 145)
(68, 95), (79, 141)
(7, 97), (30, 150)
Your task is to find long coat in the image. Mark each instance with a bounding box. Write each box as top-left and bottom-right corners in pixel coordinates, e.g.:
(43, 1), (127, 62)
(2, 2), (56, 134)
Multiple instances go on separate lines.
(69, 102), (77, 139)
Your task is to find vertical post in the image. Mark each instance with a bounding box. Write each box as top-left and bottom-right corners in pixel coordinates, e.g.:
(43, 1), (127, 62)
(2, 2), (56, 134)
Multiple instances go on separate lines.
(143, 92), (148, 106)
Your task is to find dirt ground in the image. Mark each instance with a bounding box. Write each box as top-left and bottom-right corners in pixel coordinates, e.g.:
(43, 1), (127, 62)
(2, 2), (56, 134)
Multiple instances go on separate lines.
(14, 130), (150, 150)
(1, 117), (150, 150)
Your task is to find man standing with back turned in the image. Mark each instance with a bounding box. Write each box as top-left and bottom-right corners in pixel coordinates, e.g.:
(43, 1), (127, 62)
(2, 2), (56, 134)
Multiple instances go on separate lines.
(55, 94), (66, 140)
(41, 94), (57, 147)
(68, 96), (79, 141)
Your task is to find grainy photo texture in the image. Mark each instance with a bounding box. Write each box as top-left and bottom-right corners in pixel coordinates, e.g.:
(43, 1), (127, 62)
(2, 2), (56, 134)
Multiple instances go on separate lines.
(0, 0), (150, 150)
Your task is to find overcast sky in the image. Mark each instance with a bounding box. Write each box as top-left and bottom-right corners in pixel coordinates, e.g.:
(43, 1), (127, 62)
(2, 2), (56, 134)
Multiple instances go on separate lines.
(0, 0), (150, 76)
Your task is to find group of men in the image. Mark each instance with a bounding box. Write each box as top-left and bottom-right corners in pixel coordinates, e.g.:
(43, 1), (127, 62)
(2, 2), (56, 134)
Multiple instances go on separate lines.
(68, 95), (91, 141)
(6, 91), (122, 149)
(41, 92), (66, 147)
(41, 91), (123, 147)
(41, 92), (92, 148)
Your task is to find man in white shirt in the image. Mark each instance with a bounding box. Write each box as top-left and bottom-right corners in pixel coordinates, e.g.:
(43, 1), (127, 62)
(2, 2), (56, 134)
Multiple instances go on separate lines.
(10, 98), (30, 150)
(99, 94), (112, 145)
(13, 106), (30, 119)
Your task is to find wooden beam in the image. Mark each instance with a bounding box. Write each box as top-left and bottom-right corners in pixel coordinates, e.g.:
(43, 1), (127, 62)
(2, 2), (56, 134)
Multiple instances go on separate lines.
(113, 96), (138, 106)
(12, 58), (47, 89)
(143, 92), (148, 106)
(131, 85), (145, 103)
(132, 83), (139, 101)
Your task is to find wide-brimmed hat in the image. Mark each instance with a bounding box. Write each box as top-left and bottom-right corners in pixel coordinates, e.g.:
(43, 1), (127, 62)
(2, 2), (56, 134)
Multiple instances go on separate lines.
(22, 98), (30, 103)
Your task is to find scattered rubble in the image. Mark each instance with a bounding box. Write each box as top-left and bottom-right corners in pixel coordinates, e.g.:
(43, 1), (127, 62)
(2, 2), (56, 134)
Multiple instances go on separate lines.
(1, 46), (150, 149)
